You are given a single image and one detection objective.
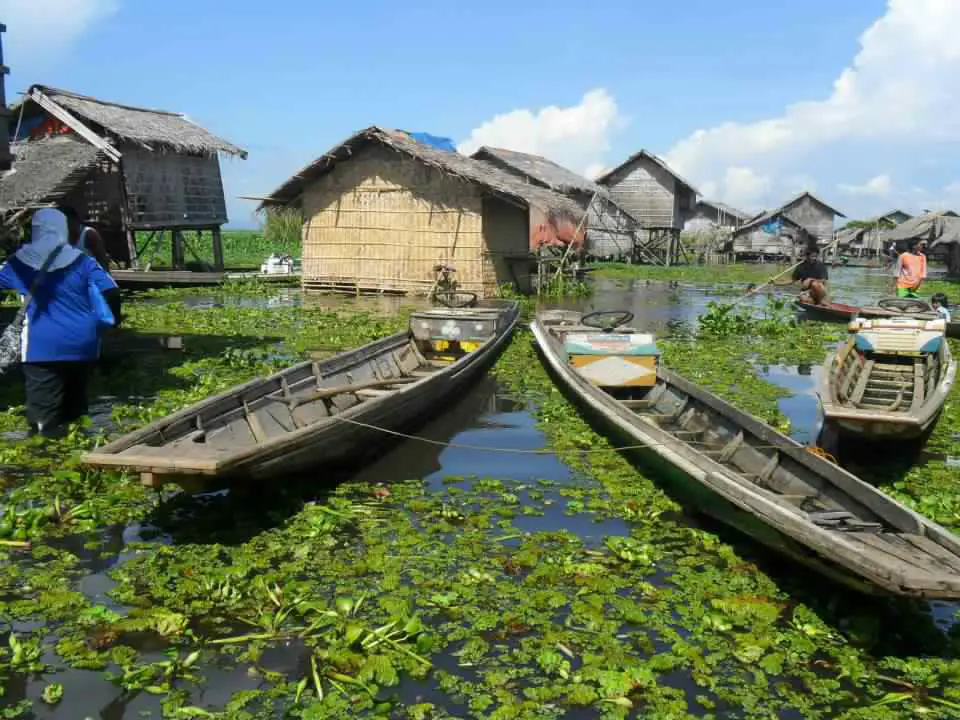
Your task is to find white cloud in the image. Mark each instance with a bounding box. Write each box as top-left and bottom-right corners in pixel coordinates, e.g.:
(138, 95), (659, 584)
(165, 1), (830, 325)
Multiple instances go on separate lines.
(0, 0), (119, 74)
(839, 174), (893, 196)
(458, 88), (624, 177)
(717, 167), (770, 209)
(664, 0), (960, 210)
(584, 163), (609, 181)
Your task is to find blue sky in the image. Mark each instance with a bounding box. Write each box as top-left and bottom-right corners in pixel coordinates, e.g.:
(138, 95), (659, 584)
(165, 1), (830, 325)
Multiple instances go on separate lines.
(4, 0), (958, 227)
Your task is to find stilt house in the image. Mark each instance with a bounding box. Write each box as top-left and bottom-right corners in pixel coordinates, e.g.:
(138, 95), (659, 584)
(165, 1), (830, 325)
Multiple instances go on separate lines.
(469, 146), (637, 259)
(732, 192), (845, 258)
(594, 150), (700, 264)
(0, 85), (246, 269)
(258, 127), (585, 296)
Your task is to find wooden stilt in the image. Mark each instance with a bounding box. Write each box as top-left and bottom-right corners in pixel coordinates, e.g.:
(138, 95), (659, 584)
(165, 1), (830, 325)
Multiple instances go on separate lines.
(212, 227), (224, 271)
(171, 230), (185, 269)
(125, 229), (138, 270)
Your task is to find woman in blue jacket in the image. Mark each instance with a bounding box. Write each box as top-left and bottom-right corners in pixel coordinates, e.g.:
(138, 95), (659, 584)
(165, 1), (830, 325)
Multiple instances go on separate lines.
(0, 208), (120, 436)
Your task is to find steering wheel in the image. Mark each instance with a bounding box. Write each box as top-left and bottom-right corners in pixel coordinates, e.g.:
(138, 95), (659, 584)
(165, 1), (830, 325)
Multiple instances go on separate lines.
(877, 298), (933, 314)
(433, 291), (478, 308)
(581, 310), (634, 332)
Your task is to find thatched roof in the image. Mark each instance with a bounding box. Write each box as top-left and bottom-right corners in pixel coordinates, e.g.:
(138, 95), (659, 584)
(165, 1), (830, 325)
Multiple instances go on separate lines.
(881, 211), (960, 248)
(834, 226), (867, 248)
(471, 146), (601, 196)
(22, 85), (247, 158)
(594, 149), (700, 197)
(0, 135), (102, 211)
(259, 127), (583, 218)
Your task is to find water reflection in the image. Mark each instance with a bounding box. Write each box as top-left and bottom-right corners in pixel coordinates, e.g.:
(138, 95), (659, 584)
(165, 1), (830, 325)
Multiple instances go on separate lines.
(760, 364), (825, 443)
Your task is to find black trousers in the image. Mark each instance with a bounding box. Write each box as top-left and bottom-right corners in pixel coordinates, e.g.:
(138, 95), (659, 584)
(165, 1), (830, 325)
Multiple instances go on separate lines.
(22, 361), (91, 435)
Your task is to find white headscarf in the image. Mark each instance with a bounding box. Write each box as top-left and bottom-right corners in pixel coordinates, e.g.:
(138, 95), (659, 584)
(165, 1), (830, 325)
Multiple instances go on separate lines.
(15, 208), (84, 271)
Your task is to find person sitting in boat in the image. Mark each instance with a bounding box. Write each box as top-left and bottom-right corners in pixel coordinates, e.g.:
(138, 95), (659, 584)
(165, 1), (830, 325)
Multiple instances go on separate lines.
(931, 293), (951, 322)
(792, 247), (828, 305)
(894, 239), (927, 298)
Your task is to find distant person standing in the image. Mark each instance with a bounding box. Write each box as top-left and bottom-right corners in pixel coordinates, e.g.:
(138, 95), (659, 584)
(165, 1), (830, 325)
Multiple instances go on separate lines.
(792, 247), (829, 304)
(894, 240), (927, 298)
(58, 206), (113, 274)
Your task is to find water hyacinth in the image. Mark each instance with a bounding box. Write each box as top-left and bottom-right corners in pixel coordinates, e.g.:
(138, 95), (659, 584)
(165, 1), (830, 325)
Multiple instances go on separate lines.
(0, 265), (956, 718)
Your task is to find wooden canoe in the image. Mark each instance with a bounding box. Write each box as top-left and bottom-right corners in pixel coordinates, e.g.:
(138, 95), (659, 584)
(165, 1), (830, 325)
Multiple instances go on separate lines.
(82, 301), (520, 489)
(795, 300), (960, 339)
(818, 316), (956, 442)
(532, 308), (960, 598)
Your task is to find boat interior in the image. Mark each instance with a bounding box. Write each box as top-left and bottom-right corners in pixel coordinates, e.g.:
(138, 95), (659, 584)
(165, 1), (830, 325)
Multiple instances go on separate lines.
(91, 306), (512, 463)
(537, 309), (960, 580)
(828, 317), (948, 414)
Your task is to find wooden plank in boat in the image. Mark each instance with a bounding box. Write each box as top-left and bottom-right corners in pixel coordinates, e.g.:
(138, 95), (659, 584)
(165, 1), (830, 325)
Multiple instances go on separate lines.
(912, 361), (925, 409)
(356, 388), (393, 399)
(849, 360), (875, 405)
(853, 533), (941, 573)
(894, 534), (960, 574)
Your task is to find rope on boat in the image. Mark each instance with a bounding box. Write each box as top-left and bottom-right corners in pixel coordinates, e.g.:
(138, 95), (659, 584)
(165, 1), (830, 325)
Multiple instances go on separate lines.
(326, 414), (832, 459)
(805, 446), (838, 465)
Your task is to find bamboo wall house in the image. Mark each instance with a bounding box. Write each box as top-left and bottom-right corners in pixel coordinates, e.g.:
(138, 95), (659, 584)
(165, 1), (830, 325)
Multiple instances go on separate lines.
(258, 127), (585, 296)
(594, 150), (700, 264)
(469, 146), (637, 259)
(0, 85), (246, 269)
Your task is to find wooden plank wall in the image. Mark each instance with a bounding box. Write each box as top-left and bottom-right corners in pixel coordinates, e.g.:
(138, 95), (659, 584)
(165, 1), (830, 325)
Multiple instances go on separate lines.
(601, 157), (694, 229)
(783, 196), (835, 243)
(122, 147), (228, 229)
(300, 145), (490, 294)
(481, 196), (532, 294)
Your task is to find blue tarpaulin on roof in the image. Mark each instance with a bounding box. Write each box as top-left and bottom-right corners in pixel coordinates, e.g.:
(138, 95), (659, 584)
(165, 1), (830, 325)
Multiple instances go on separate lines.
(761, 218), (784, 235)
(405, 131), (457, 152)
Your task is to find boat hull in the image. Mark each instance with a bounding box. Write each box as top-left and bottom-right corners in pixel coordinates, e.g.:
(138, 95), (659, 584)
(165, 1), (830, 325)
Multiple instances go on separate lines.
(531, 311), (960, 599)
(83, 302), (520, 489)
(795, 301), (960, 339)
(817, 326), (956, 444)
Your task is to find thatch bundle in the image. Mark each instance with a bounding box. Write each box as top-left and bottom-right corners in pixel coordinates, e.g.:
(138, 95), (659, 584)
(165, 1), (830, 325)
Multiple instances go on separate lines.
(0, 135), (101, 210)
(25, 86), (247, 158)
(260, 126), (582, 220)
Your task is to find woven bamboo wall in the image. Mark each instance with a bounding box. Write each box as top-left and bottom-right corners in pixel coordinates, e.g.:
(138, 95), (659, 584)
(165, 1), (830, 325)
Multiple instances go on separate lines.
(301, 146), (528, 295)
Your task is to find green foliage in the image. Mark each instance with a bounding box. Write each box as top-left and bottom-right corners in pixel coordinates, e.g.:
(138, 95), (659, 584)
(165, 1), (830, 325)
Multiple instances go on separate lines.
(261, 207), (304, 254)
(0, 281), (958, 718)
(591, 262), (779, 284)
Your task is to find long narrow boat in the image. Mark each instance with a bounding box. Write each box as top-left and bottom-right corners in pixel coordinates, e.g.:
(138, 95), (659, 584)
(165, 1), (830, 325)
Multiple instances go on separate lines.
(532, 308), (960, 598)
(83, 301), (519, 489)
(818, 316), (956, 441)
(795, 300), (960, 339)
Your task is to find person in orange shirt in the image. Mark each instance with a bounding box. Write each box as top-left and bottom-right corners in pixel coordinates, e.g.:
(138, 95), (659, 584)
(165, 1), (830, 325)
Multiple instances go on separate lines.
(894, 240), (927, 298)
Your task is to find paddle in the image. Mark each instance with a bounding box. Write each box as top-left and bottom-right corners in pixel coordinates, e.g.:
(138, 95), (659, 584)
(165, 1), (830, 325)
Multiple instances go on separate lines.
(731, 231), (844, 308)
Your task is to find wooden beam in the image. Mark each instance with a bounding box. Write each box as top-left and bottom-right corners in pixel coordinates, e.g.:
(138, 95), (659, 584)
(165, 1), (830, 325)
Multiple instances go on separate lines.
(28, 88), (121, 163)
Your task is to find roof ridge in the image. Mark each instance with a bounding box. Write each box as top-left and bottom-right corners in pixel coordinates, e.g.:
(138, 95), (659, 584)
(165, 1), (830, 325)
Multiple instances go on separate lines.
(34, 85), (184, 118)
